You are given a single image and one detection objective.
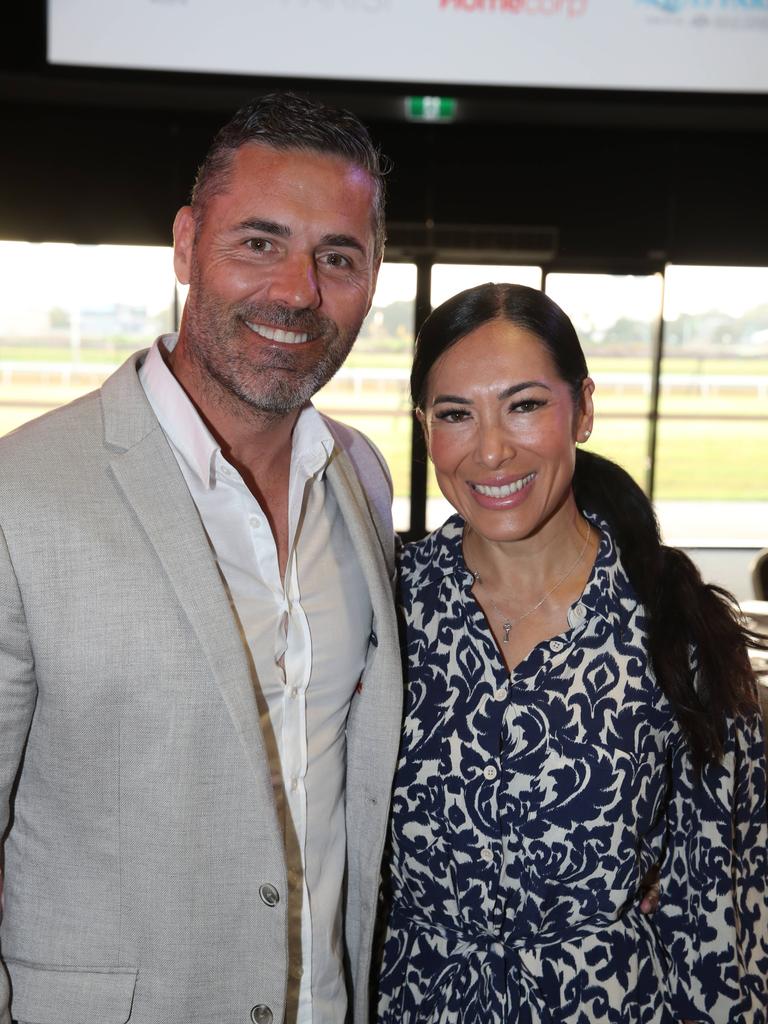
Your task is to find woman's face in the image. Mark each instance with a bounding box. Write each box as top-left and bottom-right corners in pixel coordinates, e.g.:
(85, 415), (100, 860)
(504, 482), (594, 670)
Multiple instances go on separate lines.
(419, 319), (594, 544)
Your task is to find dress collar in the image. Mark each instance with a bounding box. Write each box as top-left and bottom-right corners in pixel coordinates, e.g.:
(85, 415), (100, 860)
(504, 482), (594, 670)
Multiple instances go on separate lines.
(405, 511), (639, 631)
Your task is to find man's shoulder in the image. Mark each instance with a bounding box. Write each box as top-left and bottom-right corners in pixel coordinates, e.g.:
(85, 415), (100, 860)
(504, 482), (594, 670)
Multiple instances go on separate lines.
(0, 353), (152, 506)
(321, 415), (392, 494)
(0, 386), (103, 461)
(320, 413), (394, 539)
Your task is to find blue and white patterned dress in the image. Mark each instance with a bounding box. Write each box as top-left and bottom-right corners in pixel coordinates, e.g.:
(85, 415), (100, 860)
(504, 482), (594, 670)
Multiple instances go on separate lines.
(377, 514), (768, 1024)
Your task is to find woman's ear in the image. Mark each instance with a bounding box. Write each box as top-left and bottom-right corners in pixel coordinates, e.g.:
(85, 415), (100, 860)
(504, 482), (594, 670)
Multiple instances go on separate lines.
(575, 377), (595, 443)
(415, 408), (431, 457)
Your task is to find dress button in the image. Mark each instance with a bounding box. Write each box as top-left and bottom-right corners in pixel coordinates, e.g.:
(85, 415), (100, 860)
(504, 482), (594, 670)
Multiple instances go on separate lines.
(251, 1006), (273, 1024)
(483, 765), (498, 781)
(480, 847), (494, 863)
(550, 639), (563, 652)
(573, 604), (586, 621)
(259, 884), (280, 907)
(493, 688), (507, 702)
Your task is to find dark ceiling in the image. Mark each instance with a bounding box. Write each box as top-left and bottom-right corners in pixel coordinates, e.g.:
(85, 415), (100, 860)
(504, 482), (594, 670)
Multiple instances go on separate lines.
(2, 2), (767, 270)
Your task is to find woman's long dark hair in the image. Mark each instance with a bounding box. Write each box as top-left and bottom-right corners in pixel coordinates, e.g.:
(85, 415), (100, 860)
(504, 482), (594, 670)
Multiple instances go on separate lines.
(412, 282), (764, 768)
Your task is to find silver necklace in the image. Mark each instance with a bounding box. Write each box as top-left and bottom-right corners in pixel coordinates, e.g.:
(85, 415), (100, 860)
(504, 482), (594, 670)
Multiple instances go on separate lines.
(469, 522), (591, 645)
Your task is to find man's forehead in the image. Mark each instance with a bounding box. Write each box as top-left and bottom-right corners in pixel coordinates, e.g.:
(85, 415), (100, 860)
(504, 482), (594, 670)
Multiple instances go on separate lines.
(215, 144), (378, 242)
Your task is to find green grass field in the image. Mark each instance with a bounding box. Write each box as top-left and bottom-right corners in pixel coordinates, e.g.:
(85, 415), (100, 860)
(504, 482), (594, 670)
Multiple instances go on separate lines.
(2, 351), (767, 502)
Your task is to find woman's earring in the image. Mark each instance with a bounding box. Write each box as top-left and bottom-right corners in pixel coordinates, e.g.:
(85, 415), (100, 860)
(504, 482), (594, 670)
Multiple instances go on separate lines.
(581, 429), (591, 442)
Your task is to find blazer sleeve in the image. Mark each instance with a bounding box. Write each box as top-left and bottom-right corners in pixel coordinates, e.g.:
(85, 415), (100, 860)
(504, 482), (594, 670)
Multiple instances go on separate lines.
(0, 523), (39, 1020)
(655, 704), (768, 1023)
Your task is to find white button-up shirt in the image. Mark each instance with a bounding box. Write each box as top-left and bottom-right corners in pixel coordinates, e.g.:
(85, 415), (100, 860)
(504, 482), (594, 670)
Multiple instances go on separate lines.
(140, 336), (372, 1023)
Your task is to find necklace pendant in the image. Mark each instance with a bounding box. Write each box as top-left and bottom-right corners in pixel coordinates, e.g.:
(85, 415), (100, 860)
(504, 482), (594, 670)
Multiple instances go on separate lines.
(502, 621), (511, 645)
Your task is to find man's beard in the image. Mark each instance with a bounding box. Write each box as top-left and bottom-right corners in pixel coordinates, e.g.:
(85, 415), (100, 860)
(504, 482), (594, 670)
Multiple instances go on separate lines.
(181, 286), (360, 417)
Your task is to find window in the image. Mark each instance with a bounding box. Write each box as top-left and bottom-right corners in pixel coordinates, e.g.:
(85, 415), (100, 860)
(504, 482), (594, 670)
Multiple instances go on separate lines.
(0, 241), (176, 437)
(313, 262), (417, 531)
(3, 241), (765, 552)
(655, 265), (768, 545)
(544, 272), (663, 491)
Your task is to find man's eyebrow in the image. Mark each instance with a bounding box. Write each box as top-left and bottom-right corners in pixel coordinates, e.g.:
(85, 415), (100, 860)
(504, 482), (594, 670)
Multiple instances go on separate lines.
(320, 233), (367, 255)
(431, 381), (551, 406)
(236, 218), (291, 237)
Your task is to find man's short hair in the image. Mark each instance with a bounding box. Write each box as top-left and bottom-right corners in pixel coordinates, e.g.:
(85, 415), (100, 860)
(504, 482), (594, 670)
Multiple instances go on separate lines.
(191, 91), (390, 262)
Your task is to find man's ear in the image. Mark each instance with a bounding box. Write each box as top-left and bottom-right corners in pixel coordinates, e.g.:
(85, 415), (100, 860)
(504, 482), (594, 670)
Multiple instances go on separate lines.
(173, 206), (195, 286)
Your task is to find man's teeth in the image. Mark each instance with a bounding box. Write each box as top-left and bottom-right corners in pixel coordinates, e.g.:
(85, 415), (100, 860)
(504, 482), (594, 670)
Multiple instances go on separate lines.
(474, 472), (535, 498)
(246, 322), (310, 344)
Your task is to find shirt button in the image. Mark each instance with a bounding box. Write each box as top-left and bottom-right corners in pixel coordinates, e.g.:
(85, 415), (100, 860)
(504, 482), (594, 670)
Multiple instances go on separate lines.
(572, 604), (586, 621)
(480, 847), (494, 863)
(493, 688), (507, 702)
(251, 1006), (273, 1024)
(289, 687), (299, 700)
(258, 884), (280, 907)
(249, 514), (261, 528)
(290, 777), (299, 793)
(550, 639), (564, 652)
(483, 765), (498, 781)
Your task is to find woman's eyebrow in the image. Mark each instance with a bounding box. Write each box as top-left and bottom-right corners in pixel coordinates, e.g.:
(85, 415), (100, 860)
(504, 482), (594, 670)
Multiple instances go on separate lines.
(498, 381), (551, 399)
(431, 381), (552, 406)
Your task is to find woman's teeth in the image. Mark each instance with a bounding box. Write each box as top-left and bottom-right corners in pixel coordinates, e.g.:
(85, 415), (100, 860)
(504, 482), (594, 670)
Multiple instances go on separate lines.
(473, 472), (535, 497)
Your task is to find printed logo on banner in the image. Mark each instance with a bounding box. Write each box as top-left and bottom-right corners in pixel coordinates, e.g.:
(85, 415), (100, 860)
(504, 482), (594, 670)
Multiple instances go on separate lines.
(636, 0), (687, 11)
(637, 0), (768, 10)
(279, 0), (391, 10)
(437, 0), (588, 14)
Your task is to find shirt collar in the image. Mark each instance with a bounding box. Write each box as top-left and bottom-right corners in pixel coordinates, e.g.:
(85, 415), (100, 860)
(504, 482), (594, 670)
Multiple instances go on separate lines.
(139, 334), (335, 490)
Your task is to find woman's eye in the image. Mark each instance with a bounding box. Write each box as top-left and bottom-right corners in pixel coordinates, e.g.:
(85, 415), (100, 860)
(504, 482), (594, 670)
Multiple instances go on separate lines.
(511, 399), (544, 414)
(435, 409), (470, 423)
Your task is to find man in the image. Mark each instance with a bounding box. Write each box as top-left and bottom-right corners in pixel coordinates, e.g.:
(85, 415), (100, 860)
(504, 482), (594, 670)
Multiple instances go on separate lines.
(0, 92), (402, 1024)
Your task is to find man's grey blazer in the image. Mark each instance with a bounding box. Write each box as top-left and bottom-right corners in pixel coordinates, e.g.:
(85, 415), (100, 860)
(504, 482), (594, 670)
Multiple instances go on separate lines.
(0, 352), (403, 1024)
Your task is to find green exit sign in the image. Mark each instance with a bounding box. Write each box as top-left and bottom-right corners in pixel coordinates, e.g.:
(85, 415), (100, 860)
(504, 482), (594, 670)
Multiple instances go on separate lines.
(405, 96), (457, 123)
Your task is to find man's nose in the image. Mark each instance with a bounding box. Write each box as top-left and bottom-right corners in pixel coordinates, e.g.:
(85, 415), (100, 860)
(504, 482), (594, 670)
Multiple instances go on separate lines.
(266, 254), (321, 310)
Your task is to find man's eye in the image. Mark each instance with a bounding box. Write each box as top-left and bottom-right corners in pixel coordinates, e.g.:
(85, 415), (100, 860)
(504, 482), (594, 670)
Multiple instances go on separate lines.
(246, 238), (274, 253)
(320, 252), (351, 268)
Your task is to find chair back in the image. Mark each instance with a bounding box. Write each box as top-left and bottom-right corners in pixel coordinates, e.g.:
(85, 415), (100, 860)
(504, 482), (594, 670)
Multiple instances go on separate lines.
(751, 548), (768, 600)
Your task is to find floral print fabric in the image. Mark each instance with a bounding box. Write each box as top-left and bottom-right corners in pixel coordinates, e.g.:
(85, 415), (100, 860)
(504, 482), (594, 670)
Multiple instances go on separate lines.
(377, 514), (768, 1023)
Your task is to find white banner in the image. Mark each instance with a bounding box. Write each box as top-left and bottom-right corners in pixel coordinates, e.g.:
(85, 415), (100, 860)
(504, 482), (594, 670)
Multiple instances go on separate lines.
(47, 0), (768, 95)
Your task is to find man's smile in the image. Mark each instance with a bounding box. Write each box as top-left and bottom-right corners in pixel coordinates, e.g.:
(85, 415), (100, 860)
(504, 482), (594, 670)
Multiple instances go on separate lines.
(244, 321), (312, 345)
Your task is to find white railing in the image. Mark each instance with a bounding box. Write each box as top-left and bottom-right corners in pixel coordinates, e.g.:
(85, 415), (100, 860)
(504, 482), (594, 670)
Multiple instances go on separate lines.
(1, 362), (767, 400)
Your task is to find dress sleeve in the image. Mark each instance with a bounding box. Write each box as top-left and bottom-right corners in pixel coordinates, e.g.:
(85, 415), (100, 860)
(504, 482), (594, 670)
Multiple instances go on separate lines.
(655, 702), (768, 1023)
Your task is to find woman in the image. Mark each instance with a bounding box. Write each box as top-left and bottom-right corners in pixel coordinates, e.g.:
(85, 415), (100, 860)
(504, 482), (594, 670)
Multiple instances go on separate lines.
(377, 283), (768, 1023)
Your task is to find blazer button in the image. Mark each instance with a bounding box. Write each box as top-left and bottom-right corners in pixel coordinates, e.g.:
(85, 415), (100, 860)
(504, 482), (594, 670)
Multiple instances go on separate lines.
(259, 884), (280, 907)
(251, 1005), (273, 1024)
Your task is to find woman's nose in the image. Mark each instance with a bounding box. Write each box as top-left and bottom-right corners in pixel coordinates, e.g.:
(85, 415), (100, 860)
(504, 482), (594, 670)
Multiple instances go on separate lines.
(476, 423), (514, 467)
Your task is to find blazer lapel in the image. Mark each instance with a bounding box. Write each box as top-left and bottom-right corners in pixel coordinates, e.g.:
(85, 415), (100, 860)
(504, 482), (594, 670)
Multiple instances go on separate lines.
(326, 448), (397, 651)
(100, 354), (276, 797)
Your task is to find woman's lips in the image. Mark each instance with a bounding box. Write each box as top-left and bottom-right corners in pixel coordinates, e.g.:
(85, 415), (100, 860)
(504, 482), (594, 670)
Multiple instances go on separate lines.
(469, 471), (536, 507)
